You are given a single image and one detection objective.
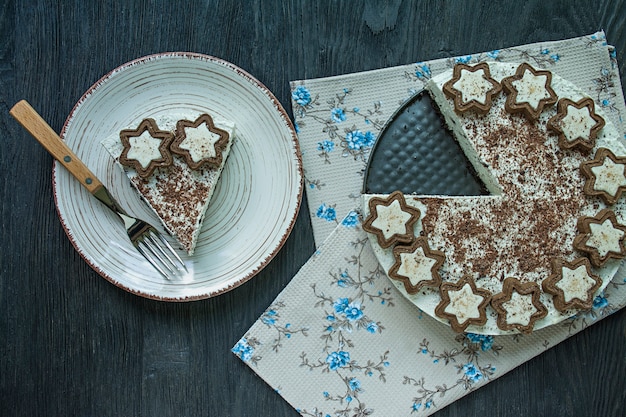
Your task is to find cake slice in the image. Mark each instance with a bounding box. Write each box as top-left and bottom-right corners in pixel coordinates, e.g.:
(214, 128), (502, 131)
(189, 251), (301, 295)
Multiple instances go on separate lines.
(102, 112), (235, 255)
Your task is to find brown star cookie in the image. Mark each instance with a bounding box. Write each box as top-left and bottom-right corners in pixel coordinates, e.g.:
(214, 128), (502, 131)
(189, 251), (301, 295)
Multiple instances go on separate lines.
(491, 277), (548, 334)
(362, 191), (420, 249)
(501, 62), (558, 120)
(542, 258), (602, 312)
(119, 118), (174, 179)
(573, 209), (626, 267)
(580, 147), (626, 205)
(547, 97), (605, 152)
(388, 237), (445, 294)
(442, 63), (502, 114)
(434, 276), (491, 333)
(171, 113), (231, 170)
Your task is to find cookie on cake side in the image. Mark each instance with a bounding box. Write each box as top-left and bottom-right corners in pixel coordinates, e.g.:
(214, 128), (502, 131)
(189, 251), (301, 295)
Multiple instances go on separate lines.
(103, 113), (236, 256)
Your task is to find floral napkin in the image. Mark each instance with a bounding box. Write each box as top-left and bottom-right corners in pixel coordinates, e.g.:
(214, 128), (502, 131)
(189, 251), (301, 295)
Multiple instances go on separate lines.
(233, 32), (626, 417)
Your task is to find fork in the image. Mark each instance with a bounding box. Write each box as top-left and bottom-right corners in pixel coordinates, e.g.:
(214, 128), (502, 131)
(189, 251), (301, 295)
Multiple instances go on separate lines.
(10, 100), (188, 278)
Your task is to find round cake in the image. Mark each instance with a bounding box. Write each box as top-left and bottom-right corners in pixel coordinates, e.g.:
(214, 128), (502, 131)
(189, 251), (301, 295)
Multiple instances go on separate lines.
(362, 61), (626, 335)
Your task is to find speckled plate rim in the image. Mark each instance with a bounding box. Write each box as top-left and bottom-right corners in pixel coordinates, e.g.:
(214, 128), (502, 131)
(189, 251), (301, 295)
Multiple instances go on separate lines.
(54, 52), (303, 301)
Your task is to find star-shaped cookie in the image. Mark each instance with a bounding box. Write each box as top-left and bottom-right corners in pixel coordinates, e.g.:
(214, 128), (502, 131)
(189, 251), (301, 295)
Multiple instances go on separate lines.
(501, 62), (558, 120)
(388, 237), (445, 294)
(434, 276), (491, 332)
(442, 62), (502, 114)
(171, 113), (231, 170)
(580, 147), (626, 205)
(542, 258), (602, 312)
(362, 191), (420, 249)
(573, 209), (626, 267)
(547, 97), (605, 152)
(491, 277), (548, 334)
(119, 118), (174, 179)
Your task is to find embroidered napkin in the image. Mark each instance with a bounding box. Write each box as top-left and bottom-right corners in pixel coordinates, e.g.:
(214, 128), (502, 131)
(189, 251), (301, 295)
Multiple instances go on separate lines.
(233, 32), (626, 417)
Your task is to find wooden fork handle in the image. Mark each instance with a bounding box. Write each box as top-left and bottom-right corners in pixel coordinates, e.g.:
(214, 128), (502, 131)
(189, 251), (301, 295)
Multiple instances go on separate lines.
(10, 99), (104, 194)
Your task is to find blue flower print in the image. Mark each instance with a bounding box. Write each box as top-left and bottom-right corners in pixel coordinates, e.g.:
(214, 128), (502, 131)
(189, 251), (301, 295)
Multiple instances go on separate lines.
(344, 303), (364, 321)
(333, 297), (350, 314)
(336, 270), (349, 287)
(465, 333), (494, 351)
(540, 48), (560, 63)
(232, 338), (254, 362)
(261, 309), (277, 325)
(462, 362), (483, 383)
(341, 211), (359, 228)
(344, 129), (376, 151)
(363, 131), (375, 147)
(316, 203), (337, 222)
(486, 50), (500, 60)
(326, 350), (350, 371)
(593, 294), (608, 309)
(366, 321), (378, 334)
(348, 377), (361, 392)
(415, 62), (431, 79)
(317, 140), (335, 153)
(455, 55), (472, 64)
(330, 107), (346, 123)
(292, 85), (311, 106)
(591, 33), (608, 46)
(345, 130), (365, 151)
(333, 297), (364, 321)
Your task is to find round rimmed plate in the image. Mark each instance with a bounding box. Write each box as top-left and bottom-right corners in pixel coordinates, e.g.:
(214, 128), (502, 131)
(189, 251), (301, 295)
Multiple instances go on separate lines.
(55, 52), (303, 301)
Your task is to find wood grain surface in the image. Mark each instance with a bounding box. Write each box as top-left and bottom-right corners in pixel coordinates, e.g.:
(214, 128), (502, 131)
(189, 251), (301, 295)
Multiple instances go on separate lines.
(1, 1), (625, 416)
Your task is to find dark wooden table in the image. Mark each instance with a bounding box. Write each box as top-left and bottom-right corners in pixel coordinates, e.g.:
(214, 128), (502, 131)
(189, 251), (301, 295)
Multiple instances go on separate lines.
(2, 1), (625, 416)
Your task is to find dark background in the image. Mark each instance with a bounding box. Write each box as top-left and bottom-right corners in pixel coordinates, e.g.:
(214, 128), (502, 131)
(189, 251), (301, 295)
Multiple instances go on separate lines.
(1, 1), (625, 416)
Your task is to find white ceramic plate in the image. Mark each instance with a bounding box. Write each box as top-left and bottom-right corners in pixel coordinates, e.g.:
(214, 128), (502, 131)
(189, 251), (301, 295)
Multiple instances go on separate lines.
(55, 53), (303, 301)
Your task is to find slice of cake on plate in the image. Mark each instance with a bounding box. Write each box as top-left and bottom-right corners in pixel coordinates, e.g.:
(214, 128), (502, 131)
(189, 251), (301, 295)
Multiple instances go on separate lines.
(102, 112), (235, 256)
(362, 61), (626, 334)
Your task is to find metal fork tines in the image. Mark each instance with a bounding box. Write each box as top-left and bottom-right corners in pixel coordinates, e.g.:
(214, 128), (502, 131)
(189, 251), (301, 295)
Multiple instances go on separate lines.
(121, 213), (188, 278)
